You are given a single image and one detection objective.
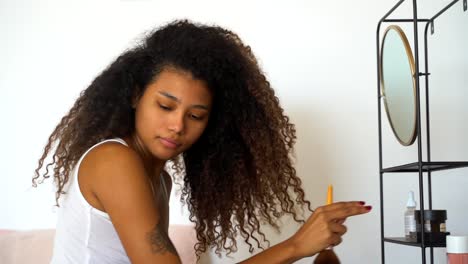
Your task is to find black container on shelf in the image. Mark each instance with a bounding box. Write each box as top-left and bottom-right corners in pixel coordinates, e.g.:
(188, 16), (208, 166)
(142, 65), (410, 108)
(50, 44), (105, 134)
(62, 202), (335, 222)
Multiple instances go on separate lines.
(408, 210), (450, 244)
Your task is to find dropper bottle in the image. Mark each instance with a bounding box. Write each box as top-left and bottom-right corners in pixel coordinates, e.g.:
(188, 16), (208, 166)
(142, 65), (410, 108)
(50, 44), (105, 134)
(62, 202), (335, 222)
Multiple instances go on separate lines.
(404, 191), (417, 241)
(314, 185), (340, 264)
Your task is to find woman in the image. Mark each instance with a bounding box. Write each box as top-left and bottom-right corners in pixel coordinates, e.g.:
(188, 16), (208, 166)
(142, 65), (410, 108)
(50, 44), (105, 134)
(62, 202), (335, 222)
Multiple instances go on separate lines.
(33, 20), (371, 263)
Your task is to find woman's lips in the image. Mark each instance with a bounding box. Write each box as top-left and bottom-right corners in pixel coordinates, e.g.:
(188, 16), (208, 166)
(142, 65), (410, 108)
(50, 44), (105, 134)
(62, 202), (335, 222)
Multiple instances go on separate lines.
(159, 137), (181, 149)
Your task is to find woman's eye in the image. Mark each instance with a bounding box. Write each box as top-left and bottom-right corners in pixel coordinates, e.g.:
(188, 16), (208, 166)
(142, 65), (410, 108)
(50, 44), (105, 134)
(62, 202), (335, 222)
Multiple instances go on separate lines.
(158, 104), (172, 111)
(190, 114), (203, 120)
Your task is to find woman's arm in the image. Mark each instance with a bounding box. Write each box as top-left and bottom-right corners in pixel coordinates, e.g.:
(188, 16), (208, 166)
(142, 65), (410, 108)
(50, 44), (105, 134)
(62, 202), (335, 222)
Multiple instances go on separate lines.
(81, 143), (181, 264)
(239, 202), (371, 264)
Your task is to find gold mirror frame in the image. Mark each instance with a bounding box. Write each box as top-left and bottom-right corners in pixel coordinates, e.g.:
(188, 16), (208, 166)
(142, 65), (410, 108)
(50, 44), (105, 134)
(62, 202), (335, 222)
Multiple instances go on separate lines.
(380, 25), (417, 146)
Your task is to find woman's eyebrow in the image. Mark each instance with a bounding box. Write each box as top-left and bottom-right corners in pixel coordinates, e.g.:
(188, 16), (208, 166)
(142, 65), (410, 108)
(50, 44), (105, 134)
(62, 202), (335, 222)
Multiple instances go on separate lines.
(158, 91), (209, 110)
(192, 104), (209, 110)
(158, 91), (180, 102)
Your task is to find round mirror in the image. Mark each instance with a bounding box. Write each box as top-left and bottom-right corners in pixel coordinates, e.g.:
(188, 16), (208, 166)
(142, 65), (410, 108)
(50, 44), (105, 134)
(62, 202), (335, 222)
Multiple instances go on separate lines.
(380, 25), (417, 146)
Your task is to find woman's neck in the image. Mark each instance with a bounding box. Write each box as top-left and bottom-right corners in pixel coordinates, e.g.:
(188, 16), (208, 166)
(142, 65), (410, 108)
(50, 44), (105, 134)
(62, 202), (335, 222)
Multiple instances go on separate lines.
(124, 134), (166, 180)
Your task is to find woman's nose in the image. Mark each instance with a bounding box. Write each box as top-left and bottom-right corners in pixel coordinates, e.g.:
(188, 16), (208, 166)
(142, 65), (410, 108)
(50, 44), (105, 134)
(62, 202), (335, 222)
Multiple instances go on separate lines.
(168, 112), (185, 134)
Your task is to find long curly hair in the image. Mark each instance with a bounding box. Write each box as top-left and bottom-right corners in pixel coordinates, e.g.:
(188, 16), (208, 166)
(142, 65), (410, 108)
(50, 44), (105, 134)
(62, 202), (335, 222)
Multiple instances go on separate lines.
(33, 19), (312, 258)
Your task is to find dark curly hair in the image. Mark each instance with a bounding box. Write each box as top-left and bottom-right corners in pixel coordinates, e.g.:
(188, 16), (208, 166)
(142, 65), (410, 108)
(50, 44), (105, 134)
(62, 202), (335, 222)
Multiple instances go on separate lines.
(33, 19), (312, 258)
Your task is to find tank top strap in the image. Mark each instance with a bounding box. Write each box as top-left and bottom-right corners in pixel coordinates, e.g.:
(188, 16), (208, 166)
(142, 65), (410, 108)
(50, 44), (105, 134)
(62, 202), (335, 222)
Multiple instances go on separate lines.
(160, 173), (169, 203)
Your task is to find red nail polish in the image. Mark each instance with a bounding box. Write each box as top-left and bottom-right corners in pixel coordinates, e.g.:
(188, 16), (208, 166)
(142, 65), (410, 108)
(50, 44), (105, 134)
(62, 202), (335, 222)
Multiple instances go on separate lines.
(359, 201), (365, 205)
(365, 205), (372, 211)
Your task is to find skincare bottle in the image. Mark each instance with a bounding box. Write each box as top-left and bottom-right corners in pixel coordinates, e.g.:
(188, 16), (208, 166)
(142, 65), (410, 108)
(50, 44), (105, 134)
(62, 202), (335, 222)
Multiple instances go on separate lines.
(447, 235), (468, 264)
(405, 191), (417, 240)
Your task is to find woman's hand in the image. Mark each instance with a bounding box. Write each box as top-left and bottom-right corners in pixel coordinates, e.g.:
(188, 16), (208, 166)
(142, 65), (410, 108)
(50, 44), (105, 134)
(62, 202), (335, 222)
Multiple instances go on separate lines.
(287, 201), (371, 259)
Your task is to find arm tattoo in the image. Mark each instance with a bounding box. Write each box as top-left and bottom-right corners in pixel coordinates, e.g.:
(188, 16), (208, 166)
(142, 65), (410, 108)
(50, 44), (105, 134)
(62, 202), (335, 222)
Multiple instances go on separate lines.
(146, 221), (178, 256)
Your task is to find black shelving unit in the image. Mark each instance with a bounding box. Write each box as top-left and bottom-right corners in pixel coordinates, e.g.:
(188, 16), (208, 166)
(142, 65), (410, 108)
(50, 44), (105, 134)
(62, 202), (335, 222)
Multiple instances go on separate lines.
(376, 0), (467, 263)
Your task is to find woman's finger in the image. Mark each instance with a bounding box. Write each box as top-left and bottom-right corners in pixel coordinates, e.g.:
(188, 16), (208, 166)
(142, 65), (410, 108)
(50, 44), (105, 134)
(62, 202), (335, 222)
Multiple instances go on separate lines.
(324, 204), (371, 221)
(329, 222), (347, 236)
(318, 201), (366, 212)
(330, 236), (343, 247)
(336, 218), (347, 225)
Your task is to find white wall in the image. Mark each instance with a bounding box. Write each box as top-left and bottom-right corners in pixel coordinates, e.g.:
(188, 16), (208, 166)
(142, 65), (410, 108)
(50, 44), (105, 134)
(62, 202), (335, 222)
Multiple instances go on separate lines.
(1, 0), (467, 263)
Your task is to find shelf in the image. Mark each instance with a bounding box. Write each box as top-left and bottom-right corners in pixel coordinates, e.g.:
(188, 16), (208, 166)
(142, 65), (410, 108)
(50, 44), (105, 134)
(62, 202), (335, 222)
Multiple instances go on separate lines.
(381, 161), (468, 173)
(378, 0), (467, 262)
(384, 237), (446, 248)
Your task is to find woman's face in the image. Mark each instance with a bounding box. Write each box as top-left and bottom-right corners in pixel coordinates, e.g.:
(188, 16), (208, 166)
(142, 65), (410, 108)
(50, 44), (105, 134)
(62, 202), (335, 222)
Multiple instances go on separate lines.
(133, 68), (212, 161)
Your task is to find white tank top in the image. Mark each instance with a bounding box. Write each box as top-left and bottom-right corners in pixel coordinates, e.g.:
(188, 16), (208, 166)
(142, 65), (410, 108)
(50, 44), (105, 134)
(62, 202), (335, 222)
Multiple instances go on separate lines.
(50, 138), (169, 264)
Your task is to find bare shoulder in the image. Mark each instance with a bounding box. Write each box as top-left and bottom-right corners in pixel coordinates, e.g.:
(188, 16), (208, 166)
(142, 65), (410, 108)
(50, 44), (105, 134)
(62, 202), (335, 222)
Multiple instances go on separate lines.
(78, 141), (148, 210)
(81, 141), (144, 179)
(79, 140), (152, 211)
(79, 141), (180, 263)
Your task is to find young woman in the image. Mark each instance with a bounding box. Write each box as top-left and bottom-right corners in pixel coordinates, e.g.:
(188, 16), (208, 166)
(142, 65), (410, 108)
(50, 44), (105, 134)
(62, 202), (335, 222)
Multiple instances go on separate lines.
(33, 20), (371, 263)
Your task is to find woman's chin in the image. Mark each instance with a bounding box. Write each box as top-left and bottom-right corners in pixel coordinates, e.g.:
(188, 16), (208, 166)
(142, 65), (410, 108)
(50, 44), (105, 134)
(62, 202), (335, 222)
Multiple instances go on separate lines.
(150, 148), (181, 162)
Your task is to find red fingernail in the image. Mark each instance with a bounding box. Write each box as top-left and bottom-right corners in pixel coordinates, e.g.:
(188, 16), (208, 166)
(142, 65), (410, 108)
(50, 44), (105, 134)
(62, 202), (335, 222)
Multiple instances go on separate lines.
(359, 201), (366, 205)
(365, 205), (372, 211)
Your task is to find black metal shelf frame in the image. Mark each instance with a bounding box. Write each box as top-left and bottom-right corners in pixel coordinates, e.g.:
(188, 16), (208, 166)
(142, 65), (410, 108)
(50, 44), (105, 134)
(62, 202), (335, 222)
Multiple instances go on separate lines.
(384, 237), (447, 248)
(382, 161), (468, 173)
(376, 0), (467, 263)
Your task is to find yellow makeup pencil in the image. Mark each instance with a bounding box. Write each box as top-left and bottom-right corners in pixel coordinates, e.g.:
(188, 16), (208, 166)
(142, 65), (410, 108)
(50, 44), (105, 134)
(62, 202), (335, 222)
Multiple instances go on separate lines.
(327, 184), (333, 205)
(314, 184), (340, 264)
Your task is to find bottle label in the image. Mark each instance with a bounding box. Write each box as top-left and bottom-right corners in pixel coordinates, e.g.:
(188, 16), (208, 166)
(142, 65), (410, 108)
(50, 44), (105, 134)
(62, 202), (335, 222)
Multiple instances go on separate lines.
(425, 221), (431, 232)
(440, 223), (446, 232)
(405, 214), (416, 235)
